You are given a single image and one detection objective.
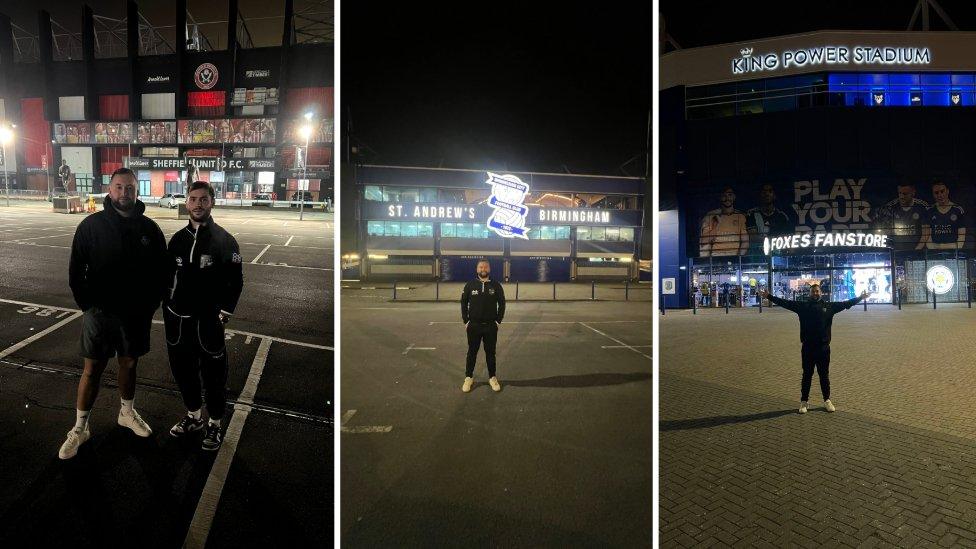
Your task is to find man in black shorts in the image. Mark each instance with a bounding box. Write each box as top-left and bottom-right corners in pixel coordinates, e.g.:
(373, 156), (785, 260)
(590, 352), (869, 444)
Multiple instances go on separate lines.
(164, 181), (244, 451)
(60, 168), (168, 459)
(460, 260), (506, 393)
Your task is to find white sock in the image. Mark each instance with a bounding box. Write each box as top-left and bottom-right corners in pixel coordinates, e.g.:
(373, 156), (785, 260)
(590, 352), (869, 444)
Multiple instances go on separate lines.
(74, 409), (90, 431)
(121, 398), (134, 416)
(188, 409), (202, 420)
(209, 418), (221, 427)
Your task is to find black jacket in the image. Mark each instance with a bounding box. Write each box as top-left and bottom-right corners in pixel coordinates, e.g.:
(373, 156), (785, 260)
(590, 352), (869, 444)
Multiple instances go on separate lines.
(461, 278), (506, 324)
(69, 197), (168, 316)
(165, 217), (244, 318)
(768, 294), (866, 345)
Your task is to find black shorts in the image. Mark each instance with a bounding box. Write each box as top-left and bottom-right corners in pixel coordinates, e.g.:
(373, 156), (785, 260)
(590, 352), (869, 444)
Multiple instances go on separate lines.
(80, 307), (153, 360)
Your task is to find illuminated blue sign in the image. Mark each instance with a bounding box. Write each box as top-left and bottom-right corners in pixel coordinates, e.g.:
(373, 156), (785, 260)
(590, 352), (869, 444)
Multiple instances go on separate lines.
(485, 172), (530, 239)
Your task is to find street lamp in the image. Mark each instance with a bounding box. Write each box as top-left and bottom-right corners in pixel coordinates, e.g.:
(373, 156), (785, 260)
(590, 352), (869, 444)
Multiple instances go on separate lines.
(0, 126), (13, 207)
(299, 115), (314, 221)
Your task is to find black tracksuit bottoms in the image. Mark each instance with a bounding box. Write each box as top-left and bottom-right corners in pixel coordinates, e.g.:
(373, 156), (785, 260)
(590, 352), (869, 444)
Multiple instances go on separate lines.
(801, 342), (830, 402)
(164, 311), (229, 420)
(465, 321), (498, 378)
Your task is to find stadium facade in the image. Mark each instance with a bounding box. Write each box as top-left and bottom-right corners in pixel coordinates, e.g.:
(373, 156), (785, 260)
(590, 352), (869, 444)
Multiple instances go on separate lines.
(660, 30), (976, 308)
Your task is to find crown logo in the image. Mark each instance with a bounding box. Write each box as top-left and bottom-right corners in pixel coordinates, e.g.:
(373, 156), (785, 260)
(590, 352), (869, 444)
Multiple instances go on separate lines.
(740, 47), (753, 57)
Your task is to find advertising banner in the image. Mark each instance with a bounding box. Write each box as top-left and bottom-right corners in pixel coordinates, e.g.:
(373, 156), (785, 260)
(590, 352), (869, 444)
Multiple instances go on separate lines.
(177, 118), (276, 144)
(684, 175), (976, 256)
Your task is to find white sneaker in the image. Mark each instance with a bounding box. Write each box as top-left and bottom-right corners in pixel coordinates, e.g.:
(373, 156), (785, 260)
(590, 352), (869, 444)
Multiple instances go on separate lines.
(461, 377), (474, 393)
(824, 399), (836, 413)
(488, 377), (502, 392)
(798, 401), (808, 414)
(118, 409), (153, 437)
(58, 426), (91, 460)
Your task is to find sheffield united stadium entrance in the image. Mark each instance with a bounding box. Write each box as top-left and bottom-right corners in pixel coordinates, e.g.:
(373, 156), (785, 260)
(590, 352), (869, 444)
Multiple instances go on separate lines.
(660, 30), (976, 308)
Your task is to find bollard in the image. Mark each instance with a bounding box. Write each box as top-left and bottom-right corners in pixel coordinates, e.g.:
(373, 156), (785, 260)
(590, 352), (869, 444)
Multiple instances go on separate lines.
(591, 280), (595, 300)
(516, 281), (519, 301)
(969, 283), (972, 309)
(625, 280), (630, 301)
(393, 280), (397, 301)
(662, 294), (666, 315)
(436, 279), (440, 301)
(863, 297), (867, 312)
(898, 290), (902, 310)
(553, 281), (557, 301)
(725, 293), (730, 314)
(758, 296), (762, 313)
(933, 288), (937, 310)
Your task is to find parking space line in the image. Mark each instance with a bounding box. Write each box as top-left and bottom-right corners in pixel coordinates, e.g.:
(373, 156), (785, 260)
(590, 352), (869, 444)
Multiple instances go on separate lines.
(251, 244), (271, 264)
(341, 409), (393, 434)
(0, 232), (74, 243)
(0, 300), (329, 352)
(0, 298), (78, 312)
(402, 344), (437, 355)
(184, 338), (270, 549)
(0, 311), (83, 360)
(579, 322), (652, 361)
(601, 345), (652, 349)
(250, 262), (333, 272)
(284, 235), (294, 246)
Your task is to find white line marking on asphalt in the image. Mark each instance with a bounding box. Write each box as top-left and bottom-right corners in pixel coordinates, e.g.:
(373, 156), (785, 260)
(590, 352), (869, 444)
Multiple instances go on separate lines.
(244, 335), (253, 345)
(0, 301), (329, 352)
(402, 344), (437, 355)
(0, 232), (74, 243)
(149, 320), (334, 351)
(426, 320), (648, 325)
(251, 244), (271, 264)
(250, 262), (333, 271)
(0, 298), (77, 311)
(0, 241), (70, 249)
(0, 311), (83, 359)
(601, 345), (653, 349)
(184, 338), (270, 549)
(340, 409), (392, 434)
(580, 322), (652, 361)
(284, 235), (294, 246)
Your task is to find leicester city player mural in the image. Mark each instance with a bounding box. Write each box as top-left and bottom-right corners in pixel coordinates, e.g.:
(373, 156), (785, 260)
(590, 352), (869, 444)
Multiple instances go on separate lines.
(922, 179), (966, 250)
(872, 180), (929, 250)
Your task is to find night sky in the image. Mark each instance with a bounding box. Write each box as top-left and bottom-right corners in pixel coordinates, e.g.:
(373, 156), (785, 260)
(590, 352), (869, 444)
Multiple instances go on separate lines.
(661, 0), (975, 50)
(343, 2), (650, 176)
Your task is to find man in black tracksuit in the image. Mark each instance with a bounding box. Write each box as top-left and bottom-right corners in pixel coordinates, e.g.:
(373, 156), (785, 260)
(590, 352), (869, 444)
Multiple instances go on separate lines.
(60, 168), (169, 460)
(760, 284), (869, 414)
(164, 181), (244, 451)
(460, 260), (506, 393)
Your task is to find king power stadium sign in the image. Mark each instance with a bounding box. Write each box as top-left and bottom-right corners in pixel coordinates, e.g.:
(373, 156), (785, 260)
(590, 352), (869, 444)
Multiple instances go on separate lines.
(732, 45), (932, 75)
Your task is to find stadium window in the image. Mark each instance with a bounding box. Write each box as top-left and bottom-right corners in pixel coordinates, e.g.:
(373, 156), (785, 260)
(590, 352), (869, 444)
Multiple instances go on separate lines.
(420, 188), (438, 203)
(401, 222), (419, 237)
(364, 186), (383, 201)
(367, 221), (385, 236)
(418, 222), (434, 237)
(382, 187), (401, 202)
(578, 226), (591, 240)
(606, 227), (620, 242)
(456, 223), (473, 238)
(384, 221), (401, 237)
(555, 226), (570, 239)
(620, 227), (635, 241)
(399, 188), (420, 202)
(590, 227), (606, 241)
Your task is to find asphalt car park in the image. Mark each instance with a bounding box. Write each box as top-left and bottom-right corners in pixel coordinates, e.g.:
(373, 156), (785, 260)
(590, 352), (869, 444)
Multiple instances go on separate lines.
(0, 202), (334, 548)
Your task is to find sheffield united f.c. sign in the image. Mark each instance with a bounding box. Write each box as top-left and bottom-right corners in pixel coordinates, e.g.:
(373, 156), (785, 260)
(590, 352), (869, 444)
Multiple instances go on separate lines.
(194, 63), (219, 90)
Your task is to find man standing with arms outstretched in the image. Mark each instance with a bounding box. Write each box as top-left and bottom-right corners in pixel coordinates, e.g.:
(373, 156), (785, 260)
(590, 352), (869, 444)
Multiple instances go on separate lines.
(163, 181), (244, 451)
(60, 168), (168, 459)
(460, 260), (505, 393)
(759, 284), (869, 414)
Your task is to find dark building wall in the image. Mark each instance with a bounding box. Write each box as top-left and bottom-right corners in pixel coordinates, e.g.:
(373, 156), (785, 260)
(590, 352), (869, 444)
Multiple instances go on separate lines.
(287, 45), (334, 88)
